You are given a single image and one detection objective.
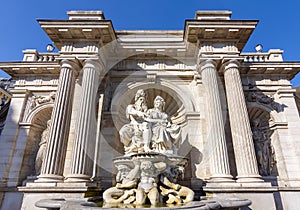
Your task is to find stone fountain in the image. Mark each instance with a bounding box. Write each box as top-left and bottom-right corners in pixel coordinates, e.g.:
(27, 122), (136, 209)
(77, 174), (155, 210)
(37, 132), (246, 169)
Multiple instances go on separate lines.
(101, 90), (194, 207)
(35, 89), (251, 210)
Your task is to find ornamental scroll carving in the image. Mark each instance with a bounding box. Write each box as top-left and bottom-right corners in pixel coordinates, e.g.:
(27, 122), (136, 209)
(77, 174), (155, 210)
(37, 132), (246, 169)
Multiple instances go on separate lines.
(29, 92), (56, 110)
(246, 92), (282, 112)
(22, 92), (56, 123)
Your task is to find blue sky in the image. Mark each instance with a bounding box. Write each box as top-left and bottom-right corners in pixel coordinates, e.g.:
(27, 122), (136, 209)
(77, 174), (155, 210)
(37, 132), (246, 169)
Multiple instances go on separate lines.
(1, 0), (300, 86)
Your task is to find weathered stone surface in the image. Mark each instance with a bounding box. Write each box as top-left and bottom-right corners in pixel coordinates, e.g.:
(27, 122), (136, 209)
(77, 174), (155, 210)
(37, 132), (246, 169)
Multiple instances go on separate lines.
(0, 9), (300, 210)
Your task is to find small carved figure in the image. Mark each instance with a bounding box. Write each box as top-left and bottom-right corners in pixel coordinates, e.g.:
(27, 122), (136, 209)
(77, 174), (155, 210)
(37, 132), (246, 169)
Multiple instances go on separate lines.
(159, 166), (194, 204)
(251, 119), (272, 176)
(35, 120), (51, 175)
(103, 187), (136, 206)
(36, 92), (55, 104)
(160, 185), (194, 204)
(30, 92), (56, 110)
(103, 156), (193, 206)
(29, 95), (37, 109)
(136, 161), (160, 206)
(258, 95), (273, 104)
(145, 96), (181, 154)
(247, 92), (281, 112)
(115, 165), (131, 183)
(247, 92), (273, 104)
(103, 164), (137, 205)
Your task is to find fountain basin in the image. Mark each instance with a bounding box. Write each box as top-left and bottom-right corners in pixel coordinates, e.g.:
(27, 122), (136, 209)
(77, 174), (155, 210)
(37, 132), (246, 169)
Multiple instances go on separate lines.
(35, 197), (251, 210)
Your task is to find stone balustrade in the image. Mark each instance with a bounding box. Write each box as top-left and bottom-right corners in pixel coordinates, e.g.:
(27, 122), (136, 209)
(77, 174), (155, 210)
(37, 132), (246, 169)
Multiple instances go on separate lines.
(37, 53), (58, 62)
(22, 49), (59, 62)
(242, 49), (283, 62)
(22, 48), (284, 63)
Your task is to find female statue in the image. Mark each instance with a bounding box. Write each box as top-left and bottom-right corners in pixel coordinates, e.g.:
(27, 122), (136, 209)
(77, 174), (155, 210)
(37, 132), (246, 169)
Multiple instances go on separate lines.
(146, 96), (181, 154)
(35, 120), (51, 175)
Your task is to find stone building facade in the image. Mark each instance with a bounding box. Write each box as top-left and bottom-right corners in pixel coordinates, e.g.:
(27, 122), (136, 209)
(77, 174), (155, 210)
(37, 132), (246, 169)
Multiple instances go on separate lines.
(0, 10), (300, 210)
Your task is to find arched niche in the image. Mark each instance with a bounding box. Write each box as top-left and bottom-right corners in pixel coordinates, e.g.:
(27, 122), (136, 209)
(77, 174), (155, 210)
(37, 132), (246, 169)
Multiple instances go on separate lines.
(19, 106), (53, 184)
(248, 106), (279, 177)
(97, 55), (200, 188)
(24, 103), (53, 124)
(108, 86), (198, 186)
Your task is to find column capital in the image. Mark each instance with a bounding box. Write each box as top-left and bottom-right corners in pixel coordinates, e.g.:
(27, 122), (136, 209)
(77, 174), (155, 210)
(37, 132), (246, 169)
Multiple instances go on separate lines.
(221, 59), (241, 72)
(60, 59), (82, 73)
(197, 59), (218, 73)
(83, 59), (105, 76)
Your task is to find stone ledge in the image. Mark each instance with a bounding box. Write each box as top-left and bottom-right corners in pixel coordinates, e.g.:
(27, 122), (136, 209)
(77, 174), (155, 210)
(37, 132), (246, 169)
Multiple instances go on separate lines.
(18, 182), (101, 193)
(204, 185), (277, 193)
(0, 187), (19, 192)
(278, 187), (300, 191)
(35, 197), (251, 210)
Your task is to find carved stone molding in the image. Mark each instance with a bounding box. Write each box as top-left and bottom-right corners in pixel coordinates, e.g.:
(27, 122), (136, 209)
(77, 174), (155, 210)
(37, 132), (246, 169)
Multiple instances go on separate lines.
(22, 92), (56, 123)
(246, 91), (282, 112)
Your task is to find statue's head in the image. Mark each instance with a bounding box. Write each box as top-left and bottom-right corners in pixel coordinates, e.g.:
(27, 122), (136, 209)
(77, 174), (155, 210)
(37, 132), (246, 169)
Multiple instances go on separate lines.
(140, 161), (154, 171)
(154, 95), (165, 110)
(116, 164), (131, 182)
(135, 89), (146, 102)
(134, 89), (147, 109)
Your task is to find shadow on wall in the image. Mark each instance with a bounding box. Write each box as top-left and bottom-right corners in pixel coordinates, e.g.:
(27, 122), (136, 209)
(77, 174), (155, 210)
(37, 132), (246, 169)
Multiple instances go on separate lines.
(246, 89), (285, 183)
(178, 135), (204, 192)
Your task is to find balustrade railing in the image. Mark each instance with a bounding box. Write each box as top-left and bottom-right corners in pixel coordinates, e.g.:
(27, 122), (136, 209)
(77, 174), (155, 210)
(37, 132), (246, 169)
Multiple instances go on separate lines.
(37, 53), (58, 62)
(22, 49), (59, 62)
(241, 49), (283, 62)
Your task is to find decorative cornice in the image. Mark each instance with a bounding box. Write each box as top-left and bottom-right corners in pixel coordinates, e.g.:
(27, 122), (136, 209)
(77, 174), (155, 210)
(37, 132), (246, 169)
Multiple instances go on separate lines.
(184, 18), (258, 51)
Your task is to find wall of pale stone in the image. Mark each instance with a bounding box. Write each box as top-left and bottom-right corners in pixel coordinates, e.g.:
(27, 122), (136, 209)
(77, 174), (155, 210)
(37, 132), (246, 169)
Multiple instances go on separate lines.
(242, 74), (300, 187)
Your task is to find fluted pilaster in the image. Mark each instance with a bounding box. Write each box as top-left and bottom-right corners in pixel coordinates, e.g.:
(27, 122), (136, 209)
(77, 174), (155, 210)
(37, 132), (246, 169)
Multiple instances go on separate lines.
(199, 60), (233, 182)
(37, 60), (80, 182)
(66, 59), (103, 182)
(223, 61), (262, 182)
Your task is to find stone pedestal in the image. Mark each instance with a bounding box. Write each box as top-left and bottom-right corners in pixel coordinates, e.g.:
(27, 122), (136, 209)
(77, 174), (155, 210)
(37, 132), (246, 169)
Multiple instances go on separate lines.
(37, 60), (81, 182)
(198, 60), (233, 182)
(223, 60), (262, 182)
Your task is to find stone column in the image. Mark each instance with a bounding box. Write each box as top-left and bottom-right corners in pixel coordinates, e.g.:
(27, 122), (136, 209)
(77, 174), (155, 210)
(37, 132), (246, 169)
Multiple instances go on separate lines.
(37, 60), (80, 182)
(198, 60), (233, 182)
(66, 59), (103, 182)
(223, 60), (262, 182)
